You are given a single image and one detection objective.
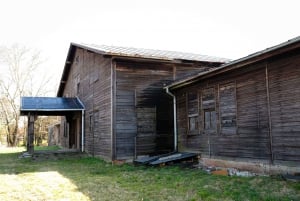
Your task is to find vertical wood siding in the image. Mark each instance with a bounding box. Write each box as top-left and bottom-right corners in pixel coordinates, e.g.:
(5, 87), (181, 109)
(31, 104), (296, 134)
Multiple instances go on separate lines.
(175, 49), (300, 165)
(61, 48), (112, 160)
(114, 61), (216, 159)
(115, 61), (174, 159)
(268, 52), (300, 163)
(62, 50), (221, 160)
(234, 67), (270, 159)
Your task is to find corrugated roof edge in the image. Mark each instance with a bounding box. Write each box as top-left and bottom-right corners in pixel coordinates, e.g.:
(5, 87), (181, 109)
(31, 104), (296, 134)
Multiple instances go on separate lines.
(166, 35), (300, 90)
(57, 42), (230, 96)
(71, 42), (231, 63)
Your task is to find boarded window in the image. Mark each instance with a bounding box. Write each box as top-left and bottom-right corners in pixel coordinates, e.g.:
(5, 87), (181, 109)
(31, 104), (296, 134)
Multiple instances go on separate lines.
(219, 83), (237, 135)
(189, 114), (199, 131)
(202, 88), (215, 109)
(188, 92), (198, 115)
(202, 88), (216, 132)
(187, 91), (199, 132)
(204, 110), (216, 130)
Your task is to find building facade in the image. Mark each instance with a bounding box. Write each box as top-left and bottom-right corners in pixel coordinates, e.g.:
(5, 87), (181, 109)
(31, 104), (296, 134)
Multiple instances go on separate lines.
(57, 43), (227, 160)
(166, 36), (300, 167)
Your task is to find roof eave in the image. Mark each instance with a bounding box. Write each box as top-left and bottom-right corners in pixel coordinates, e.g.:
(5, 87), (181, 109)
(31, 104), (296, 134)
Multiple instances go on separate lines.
(57, 43), (77, 97)
(167, 36), (300, 91)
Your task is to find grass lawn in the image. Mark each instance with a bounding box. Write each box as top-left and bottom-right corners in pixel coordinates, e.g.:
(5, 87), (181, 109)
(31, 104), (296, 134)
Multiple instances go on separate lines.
(0, 147), (299, 201)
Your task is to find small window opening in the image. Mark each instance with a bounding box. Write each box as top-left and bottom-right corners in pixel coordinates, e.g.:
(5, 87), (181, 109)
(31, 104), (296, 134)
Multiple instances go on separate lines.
(204, 110), (216, 130)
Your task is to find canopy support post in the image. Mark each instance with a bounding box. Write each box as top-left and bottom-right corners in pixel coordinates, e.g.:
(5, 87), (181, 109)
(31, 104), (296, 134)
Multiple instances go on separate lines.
(27, 113), (36, 154)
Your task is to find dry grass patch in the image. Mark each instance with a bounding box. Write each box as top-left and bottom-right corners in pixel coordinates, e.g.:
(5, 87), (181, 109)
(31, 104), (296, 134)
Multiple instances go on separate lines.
(1, 171), (89, 201)
(0, 147), (299, 201)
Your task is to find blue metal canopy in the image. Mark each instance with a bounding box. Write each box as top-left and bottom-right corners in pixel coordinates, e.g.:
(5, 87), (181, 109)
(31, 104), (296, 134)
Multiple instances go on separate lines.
(20, 97), (85, 116)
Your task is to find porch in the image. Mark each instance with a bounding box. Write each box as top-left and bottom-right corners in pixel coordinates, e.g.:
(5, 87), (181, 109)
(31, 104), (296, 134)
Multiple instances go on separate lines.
(20, 97), (85, 154)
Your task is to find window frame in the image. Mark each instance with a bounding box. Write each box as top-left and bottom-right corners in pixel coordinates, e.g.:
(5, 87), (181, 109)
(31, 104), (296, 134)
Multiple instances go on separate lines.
(204, 109), (217, 131)
(218, 82), (237, 135)
(186, 90), (200, 134)
(201, 87), (217, 134)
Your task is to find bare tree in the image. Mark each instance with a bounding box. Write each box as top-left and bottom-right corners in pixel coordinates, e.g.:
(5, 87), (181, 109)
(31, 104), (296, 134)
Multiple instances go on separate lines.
(0, 44), (52, 147)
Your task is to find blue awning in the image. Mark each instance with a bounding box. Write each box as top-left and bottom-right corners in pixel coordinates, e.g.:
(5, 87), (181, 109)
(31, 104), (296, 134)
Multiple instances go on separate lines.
(20, 97), (85, 116)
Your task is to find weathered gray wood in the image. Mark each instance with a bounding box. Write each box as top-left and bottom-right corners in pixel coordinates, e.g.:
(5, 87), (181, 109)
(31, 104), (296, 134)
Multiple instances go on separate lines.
(219, 82), (237, 135)
(60, 49), (112, 159)
(114, 61), (219, 158)
(268, 52), (300, 164)
(174, 48), (300, 165)
(60, 47), (222, 160)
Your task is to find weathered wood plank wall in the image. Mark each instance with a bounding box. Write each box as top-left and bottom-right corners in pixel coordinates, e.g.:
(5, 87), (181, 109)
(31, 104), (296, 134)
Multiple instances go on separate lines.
(88, 51), (112, 159)
(175, 49), (300, 165)
(268, 51), (300, 163)
(60, 48), (112, 160)
(115, 61), (216, 159)
(61, 48), (222, 160)
(115, 61), (174, 159)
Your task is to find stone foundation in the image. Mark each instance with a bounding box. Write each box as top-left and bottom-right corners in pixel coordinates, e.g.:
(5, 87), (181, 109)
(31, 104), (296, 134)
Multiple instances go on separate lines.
(200, 157), (300, 175)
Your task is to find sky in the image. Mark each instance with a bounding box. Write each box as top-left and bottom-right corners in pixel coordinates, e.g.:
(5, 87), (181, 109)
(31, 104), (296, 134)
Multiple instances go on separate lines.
(1, 0), (299, 95)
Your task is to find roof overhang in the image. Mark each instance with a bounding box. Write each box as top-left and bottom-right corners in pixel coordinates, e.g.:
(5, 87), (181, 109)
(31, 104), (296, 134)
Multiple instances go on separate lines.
(166, 36), (300, 90)
(20, 97), (85, 116)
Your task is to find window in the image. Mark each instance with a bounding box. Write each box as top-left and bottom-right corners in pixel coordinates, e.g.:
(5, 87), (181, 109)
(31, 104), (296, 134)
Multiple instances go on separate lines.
(219, 83), (237, 135)
(202, 88), (216, 132)
(202, 88), (215, 110)
(189, 114), (199, 131)
(204, 110), (216, 130)
(187, 91), (199, 132)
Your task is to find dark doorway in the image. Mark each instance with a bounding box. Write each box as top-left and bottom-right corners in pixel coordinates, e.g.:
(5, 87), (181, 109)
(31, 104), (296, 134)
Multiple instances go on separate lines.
(69, 119), (78, 149)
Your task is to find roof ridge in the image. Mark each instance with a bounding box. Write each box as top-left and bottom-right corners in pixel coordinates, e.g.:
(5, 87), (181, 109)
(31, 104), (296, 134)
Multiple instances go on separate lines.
(73, 43), (231, 63)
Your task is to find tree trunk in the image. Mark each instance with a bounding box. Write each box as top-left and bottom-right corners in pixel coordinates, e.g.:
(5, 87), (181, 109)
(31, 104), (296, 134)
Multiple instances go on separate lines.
(6, 123), (19, 147)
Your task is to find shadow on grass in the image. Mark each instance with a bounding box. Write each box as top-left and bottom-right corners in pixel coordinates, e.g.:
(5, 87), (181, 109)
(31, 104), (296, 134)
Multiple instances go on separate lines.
(0, 147), (300, 201)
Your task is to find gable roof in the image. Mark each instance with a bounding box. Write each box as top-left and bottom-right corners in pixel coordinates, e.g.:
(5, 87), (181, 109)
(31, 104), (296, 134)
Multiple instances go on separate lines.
(166, 36), (300, 90)
(57, 43), (230, 96)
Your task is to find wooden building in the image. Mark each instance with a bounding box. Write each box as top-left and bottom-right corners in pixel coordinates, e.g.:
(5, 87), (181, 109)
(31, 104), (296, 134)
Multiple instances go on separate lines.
(166, 36), (300, 167)
(57, 43), (228, 160)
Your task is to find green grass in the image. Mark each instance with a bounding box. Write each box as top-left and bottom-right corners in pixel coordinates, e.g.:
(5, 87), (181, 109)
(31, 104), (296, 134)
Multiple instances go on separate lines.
(0, 147), (299, 201)
(34, 145), (61, 151)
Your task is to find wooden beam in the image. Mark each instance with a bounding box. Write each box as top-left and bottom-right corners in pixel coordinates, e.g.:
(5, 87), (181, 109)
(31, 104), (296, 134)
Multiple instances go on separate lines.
(27, 114), (36, 154)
